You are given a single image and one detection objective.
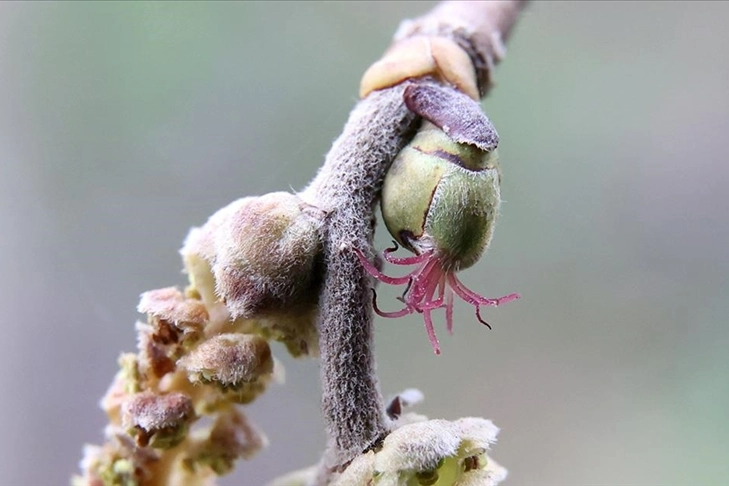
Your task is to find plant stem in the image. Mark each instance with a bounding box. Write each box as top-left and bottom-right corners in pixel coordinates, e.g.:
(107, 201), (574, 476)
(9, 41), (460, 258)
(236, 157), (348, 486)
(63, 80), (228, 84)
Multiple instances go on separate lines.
(301, 84), (420, 469)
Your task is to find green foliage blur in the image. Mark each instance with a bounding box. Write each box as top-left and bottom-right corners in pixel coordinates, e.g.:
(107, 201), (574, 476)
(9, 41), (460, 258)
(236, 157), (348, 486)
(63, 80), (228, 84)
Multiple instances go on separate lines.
(1, 2), (727, 485)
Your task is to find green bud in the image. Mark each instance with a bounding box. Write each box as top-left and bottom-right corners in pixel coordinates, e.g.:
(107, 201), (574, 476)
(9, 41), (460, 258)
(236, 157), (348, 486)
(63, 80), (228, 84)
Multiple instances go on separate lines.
(381, 123), (501, 271)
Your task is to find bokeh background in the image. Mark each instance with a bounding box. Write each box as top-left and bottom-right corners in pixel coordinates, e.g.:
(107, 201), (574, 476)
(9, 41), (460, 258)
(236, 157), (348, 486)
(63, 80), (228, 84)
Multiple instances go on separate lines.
(1, 2), (728, 485)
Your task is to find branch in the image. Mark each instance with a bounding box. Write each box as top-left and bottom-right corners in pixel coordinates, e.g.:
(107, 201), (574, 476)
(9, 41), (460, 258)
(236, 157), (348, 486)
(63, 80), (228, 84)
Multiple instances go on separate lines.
(301, 0), (529, 476)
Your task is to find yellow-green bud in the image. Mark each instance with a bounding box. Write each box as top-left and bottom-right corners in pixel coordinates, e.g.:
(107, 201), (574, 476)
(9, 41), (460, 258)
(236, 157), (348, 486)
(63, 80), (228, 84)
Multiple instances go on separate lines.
(381, 123), (500, 271)
(359, 85), (519, 355)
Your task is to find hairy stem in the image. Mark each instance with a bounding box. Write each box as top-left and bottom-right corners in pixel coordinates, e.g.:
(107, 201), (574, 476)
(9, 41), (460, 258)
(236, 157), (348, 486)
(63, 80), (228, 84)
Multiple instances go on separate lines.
(300, 0), (529, 477)
(301, 85), (420, 468)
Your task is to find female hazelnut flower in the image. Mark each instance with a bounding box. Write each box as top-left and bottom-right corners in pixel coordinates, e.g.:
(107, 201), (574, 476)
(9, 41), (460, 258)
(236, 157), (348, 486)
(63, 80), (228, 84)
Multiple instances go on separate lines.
(357, 86), (519, 355)
(356, 243), (519, 355)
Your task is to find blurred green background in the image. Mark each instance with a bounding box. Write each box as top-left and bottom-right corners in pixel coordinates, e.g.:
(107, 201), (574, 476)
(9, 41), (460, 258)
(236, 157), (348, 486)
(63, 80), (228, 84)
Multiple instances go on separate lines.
(1, 2), (728, 485)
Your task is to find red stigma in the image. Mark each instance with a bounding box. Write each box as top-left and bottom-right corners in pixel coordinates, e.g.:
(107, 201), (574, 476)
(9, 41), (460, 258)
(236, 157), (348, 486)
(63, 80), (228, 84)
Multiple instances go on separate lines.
(355, 244), (519, 355)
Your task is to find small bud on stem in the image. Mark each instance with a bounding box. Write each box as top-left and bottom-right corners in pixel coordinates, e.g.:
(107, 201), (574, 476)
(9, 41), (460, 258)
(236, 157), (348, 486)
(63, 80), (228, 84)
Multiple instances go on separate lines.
(358, 83), (519, 355)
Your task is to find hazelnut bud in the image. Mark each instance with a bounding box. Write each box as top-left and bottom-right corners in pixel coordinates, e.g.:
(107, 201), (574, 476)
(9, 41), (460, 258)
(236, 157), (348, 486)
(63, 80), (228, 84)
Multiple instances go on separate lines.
(179, 333), (273, 389)
(328, 418), (506, 486)
(181, 192), (324, 319)
(381, 122), (500, 271)
(121, 391), (194, 449)
(361, 112), (517, 355)
(183, 407), (268, 475)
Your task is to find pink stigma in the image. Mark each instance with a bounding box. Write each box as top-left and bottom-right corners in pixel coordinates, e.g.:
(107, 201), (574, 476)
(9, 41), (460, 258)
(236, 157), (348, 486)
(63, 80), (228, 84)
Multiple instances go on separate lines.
(355, 244), (520, 355)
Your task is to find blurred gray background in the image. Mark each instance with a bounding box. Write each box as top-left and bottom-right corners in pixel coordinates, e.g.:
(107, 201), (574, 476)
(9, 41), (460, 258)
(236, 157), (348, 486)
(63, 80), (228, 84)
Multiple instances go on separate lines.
(1, 2), (728, 485)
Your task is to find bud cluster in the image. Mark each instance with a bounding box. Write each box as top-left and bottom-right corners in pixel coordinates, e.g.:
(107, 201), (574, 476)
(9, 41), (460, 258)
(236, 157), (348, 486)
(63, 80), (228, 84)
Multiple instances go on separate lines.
(75, 191), (326, 485)
(181, 191), (325, 357)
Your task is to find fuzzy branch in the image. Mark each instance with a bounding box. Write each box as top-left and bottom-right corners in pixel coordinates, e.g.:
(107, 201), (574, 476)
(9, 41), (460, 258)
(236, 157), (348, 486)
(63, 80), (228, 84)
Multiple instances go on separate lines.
(300, 85), (420, 469)
(300, 0), (528, 475)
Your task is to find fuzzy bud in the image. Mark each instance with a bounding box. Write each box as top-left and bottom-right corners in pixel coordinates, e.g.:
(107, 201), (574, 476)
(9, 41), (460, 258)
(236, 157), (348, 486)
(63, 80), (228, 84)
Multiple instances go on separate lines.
(181, 192), (324, 320)
(381, 122), (500, 271)
(271, 416), (507, 486)
(121, 391), (194, 449)
(241, 310), (320, 358)
(138, 287), (208, 339)
(333, 418), (506, 486)
(179, 334), (273, 402)
(100, 353), (141, 426)
(73, 432), (159, 486)
(183, 407), (268, 476)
